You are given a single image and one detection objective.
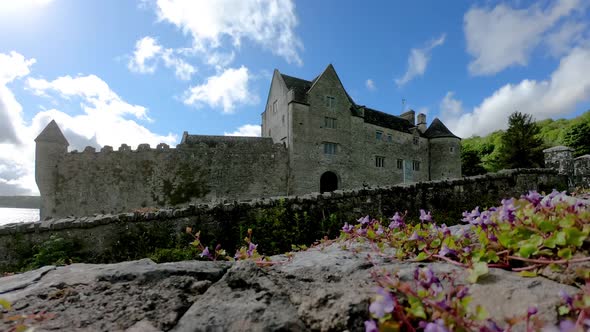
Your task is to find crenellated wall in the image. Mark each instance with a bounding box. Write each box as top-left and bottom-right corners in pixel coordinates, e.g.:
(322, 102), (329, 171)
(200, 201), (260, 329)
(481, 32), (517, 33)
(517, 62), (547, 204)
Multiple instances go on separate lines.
(48, 137), (289, 218)
(1, 168), (567, 270)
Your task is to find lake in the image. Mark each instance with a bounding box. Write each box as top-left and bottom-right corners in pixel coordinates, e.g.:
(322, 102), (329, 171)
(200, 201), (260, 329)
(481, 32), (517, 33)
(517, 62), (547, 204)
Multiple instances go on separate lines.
(0, 208), (40, 226)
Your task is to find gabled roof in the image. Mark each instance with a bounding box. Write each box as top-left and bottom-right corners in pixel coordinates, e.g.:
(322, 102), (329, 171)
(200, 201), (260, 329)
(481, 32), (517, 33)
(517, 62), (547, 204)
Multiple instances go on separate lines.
(423, 118), (460, 139)
(280, 74), (312, 93)
(362, 107), (414, 133)
(35, 120), (69, 145)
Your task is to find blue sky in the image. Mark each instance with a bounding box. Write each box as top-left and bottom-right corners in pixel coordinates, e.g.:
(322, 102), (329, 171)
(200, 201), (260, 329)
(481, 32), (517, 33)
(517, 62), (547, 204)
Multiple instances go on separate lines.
(1, 0), (590, 195)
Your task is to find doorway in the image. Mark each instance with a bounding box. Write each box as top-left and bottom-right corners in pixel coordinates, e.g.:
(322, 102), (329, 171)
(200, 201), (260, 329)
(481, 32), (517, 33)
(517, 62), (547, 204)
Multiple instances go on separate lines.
(320, 171), (338, 193)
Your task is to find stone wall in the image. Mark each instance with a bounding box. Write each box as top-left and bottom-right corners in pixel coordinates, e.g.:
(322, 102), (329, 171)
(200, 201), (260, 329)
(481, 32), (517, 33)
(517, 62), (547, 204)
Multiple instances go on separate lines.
(50, 137), (289, 218)
(0, 169), (566, 270)
(543, 146), (590, 189)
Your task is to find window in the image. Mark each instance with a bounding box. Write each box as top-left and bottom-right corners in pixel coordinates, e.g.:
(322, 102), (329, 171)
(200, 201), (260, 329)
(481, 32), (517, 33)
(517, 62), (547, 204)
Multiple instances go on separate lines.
(412, 160), (420, 171)
(375, 156), (385, 168)
(324, 142), (337, 155)
(387, 134), (393, 142)
(272, 100), (278, 113)
(376, 131), (383, 140)
(450, 147), (455, 152)
(325, 96), (335, 108)
(282, 114), (285, 125)
(324, 117), (336, 129)
(397, 159), (403, 169)
(413, 136), (419, 145)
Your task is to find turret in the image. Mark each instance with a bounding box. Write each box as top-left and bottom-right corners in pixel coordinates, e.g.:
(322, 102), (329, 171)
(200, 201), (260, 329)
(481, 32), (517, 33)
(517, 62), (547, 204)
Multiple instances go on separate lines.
(35, 120), (69, 219)
(417, 113), (427, 133)
(424, 118), (461, 180)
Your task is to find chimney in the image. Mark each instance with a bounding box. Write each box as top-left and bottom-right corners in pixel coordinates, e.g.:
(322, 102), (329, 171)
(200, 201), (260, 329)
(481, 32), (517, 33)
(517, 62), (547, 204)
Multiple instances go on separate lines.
(417, 113), (427, 132)
(400, 109), (415, 125)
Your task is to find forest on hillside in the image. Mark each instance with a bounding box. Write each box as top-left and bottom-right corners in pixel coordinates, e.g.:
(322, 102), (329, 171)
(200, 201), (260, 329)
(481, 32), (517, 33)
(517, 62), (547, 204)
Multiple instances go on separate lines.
(461, 110), (590, 174)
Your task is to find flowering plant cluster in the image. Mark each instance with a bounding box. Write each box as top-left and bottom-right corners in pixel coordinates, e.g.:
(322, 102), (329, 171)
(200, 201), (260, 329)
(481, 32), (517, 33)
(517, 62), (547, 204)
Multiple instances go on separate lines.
(186, 227), (271, 264)
(338, 190), (590, 331)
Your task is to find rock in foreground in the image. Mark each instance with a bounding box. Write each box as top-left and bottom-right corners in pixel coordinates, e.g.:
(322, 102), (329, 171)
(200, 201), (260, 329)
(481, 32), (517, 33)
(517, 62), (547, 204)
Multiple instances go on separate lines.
(0, 244), (580, 331)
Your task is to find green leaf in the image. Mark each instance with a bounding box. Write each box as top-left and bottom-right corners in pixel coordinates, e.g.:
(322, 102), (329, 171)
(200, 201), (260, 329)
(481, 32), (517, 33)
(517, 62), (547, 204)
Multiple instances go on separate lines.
(367, 229), (376, 240)
(467, 262), (489, 283)
(518, 243), (538, 258)
(558, 305), (570, 315)
(518, 270), (538, 277)
(430, 238), (441, 248)
(0, 298), (11, 310)
(474, 305), (488, 320)
(564, 228), (585, 247)
(415, 252), (429, 261)
(537, 220), (557, 233)
(498, 232), (515, 249)
(406, 296), (427, 319)
(543, 235), (557, 249)
(557, 247), (572, 259)
(485, 250), (500, 263)
(558, 217), (575, 228)
(555, 231), (567, 246)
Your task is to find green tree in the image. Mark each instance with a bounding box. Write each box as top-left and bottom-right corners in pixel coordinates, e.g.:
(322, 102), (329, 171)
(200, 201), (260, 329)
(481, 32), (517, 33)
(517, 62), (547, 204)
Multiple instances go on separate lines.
(563, 122), (590, 157)
(461, 149), (487, 176)
(497, 111), (545, 169)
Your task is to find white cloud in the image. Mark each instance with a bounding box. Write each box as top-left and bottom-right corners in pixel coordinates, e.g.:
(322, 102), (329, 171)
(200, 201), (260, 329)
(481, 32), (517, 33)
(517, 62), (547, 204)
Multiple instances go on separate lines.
(184, 66), (256, 113)
(0, 0), (54, 14)
(440, 91), (463, 121)
(545, 21), (587, 57)
(128, 36), (196, 80)
(128, 36), (162, 74)
(446, 47), (590, 138)
(27, 74), (151, 120)
(161, 49), (196, 80)
(365, 79), (376, 91)
(395, 34), (446, 86)
(464, 0), (585, 75)
(224, 124), (261, 137)
(0, 52), (177, 195)
(154, 0), (303, 65)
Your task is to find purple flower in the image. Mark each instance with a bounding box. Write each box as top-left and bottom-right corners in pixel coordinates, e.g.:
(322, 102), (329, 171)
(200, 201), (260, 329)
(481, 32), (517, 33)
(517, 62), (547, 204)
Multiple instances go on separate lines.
(357, 228), (367, 236)
(487, 232), (498, 242)
(376, 226), (384, 236)
(247, 242), (257, 257)
(456, 286), (469, 299)
(200, 246), (211, 258)
(389, 212), (405, 229)
(369, 287), (395, 318)
(485, 319), (503, 332)
(559, 320), (576, 332)
(358, 215), (370, 225)
(462, 207), (481, 225)
(439, 245), (457, 257)
(499, 199), (516, 223)
(527, 306), (538, 316)
(424, 319), (449, 332)
(342, 222), (354, 233)
(559, 290), (573, 306)
(415, 267), (440, 289)
(524, 191), (542, 205)
(420, 209), (433, 223)
(439, 224), (451, 236)
(409, 231), (420, 241)
(462, 246), (473, 254)
(364, 320), (378, 332)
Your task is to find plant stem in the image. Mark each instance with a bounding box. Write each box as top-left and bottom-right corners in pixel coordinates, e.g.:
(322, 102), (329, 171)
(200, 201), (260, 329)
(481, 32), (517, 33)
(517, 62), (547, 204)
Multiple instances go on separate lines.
(507, 255), (590, 265)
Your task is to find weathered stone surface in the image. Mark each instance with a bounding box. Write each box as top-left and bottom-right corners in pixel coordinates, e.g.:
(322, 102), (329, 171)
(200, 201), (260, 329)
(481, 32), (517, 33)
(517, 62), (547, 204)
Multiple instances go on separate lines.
(0, 244), (581, 332)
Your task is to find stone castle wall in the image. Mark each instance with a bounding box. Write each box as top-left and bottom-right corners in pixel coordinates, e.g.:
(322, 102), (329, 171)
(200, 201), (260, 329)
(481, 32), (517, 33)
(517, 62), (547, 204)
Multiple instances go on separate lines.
(543, 146), (590, 189)
(1, 169), (566, 269)
(48, 137), (289, 218)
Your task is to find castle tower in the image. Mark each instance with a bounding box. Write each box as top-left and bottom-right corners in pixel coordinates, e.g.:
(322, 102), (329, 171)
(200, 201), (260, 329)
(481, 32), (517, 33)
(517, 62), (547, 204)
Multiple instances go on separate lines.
(35, 120), (69, 220)
(424, 118), (461, 180)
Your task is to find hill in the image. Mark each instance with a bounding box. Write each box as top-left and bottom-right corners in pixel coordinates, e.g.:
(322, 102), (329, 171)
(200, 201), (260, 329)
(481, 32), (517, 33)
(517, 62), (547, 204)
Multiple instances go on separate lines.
(0, 196), (40, 209)
(461, 110), (590, 172)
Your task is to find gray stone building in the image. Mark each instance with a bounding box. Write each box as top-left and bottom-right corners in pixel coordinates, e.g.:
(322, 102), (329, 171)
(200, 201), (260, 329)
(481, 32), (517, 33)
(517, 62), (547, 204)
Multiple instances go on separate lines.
(543, 145), (590, 189)
(35, 64), (461, 219)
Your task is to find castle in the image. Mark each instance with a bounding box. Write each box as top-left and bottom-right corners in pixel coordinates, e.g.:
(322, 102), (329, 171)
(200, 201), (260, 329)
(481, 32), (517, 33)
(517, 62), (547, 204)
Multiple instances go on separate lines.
(35, 64), (461, 219)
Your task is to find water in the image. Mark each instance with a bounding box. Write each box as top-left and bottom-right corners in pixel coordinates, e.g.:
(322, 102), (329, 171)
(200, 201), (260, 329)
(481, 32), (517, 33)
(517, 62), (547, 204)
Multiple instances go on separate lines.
(0, 208), (40, 226)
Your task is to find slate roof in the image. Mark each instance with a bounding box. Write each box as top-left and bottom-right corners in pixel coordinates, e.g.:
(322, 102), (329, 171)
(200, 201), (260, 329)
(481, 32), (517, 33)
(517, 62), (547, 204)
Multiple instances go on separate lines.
(281, 74), (312, 93)
(362, 107), (414, 133)
(423, 118), (460, 139)
(35, 120), (69, 145)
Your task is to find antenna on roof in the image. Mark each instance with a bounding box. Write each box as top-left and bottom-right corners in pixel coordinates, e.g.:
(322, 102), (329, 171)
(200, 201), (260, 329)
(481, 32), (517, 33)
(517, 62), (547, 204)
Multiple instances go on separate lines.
(401, 98), (406, 113)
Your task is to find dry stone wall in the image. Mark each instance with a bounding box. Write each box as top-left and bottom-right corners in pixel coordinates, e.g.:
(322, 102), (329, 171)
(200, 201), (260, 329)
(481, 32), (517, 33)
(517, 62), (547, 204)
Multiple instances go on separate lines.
(50, 137), (289, 218)
(0, 169), (566, 270)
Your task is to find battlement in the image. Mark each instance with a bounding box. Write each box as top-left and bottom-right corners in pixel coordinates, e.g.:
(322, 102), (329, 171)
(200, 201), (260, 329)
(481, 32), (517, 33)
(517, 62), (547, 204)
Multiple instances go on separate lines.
(69, 142), (175, 155)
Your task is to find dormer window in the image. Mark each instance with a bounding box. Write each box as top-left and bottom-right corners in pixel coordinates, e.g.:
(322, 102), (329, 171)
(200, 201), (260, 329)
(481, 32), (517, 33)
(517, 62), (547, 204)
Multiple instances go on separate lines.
(325, 96), (335, 108)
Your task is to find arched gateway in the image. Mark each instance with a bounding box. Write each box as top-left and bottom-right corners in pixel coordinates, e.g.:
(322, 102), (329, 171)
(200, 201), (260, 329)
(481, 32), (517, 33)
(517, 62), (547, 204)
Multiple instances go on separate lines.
(320, 171), (338, 193)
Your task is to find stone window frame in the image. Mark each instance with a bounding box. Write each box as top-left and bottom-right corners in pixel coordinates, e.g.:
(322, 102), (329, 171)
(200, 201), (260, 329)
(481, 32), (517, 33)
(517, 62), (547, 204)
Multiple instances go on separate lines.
(323, 142), (337, 155)
(324, 117), (337, 129)
(387, 134), (393, 142)
(450, 146), (455, 153)
(376, 131), (383, 141)
(412, 160), (420, 171)
(375, 156), (385, 168)
(325, 95), (336, 108)
(397, 159), (403, 169)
